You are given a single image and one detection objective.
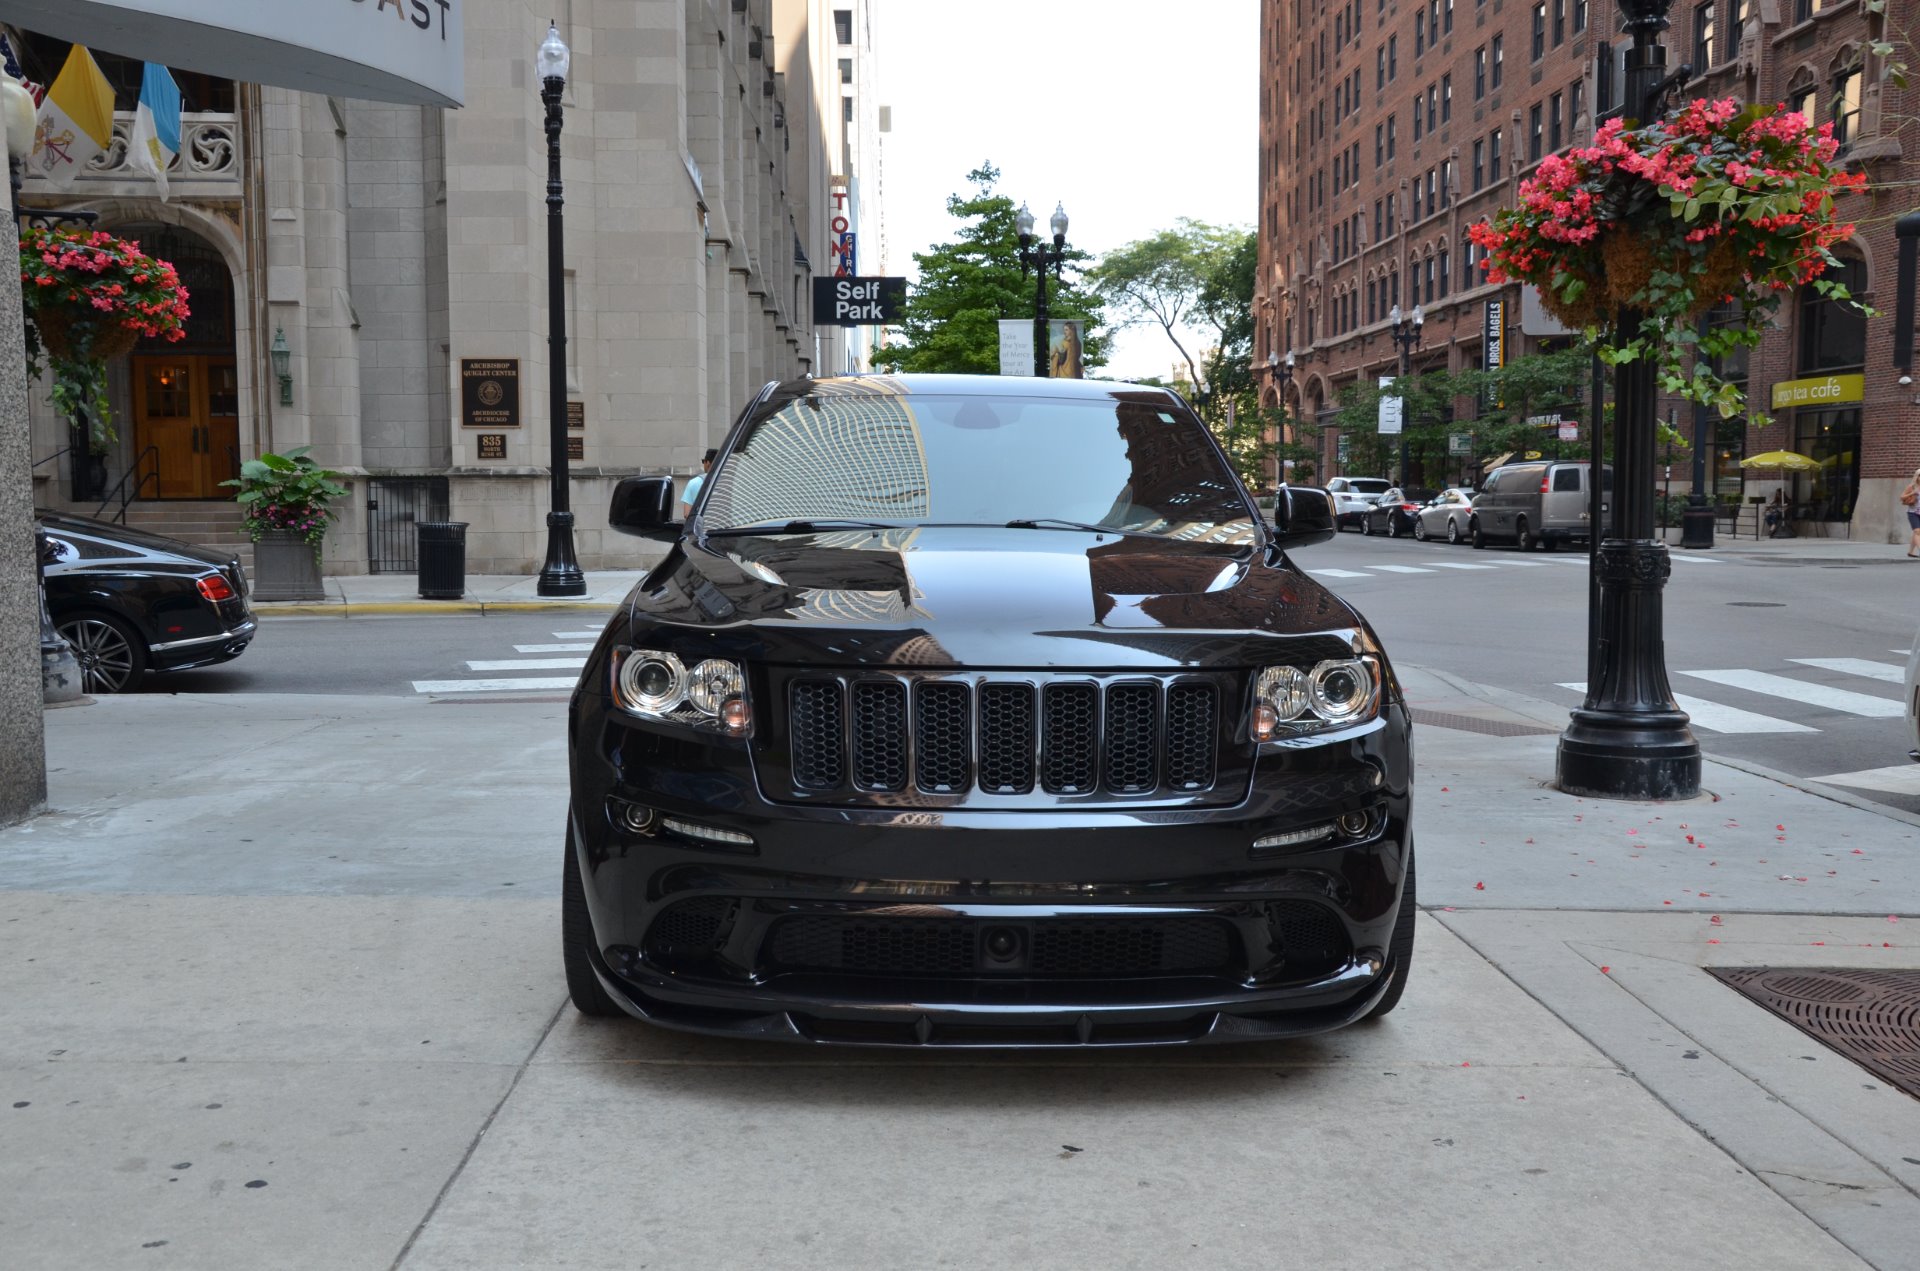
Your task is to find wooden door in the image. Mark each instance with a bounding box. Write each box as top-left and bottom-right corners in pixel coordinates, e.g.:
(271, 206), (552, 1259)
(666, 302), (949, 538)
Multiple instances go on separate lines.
(133, 355), (235, 499)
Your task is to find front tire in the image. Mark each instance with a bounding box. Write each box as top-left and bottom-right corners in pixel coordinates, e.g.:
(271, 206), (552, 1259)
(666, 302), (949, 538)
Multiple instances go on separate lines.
(1368, 846), (1417, 1018)
(562, 813), (623, 1018)
(1469, 518), (1486, 549)
(1515, 518), (1536, 552)
(57, 611), (146, 694)
(1413, 518), (1429, 542)
(1361, 513), (1374, 537)
(1445, 518), (1461, 545)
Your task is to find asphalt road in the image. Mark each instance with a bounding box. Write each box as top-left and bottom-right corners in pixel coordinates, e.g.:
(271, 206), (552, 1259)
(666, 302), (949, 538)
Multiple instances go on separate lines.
(1308, 528), (1920, 813)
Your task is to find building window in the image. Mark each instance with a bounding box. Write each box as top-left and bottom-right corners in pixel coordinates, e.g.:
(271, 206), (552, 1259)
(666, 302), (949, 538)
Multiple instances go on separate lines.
(1473, 138), (1485, 189)
(1574, 0), (1588, 32)
(1416, 11), (1426, 54)
(1788, 81), (1815, 121)
(1831, 63), (1862, 150)
(1387, 114), (1397, 158)
(1554, 0), (1566, 45)
(1375, 198), (1384, 240)
(1427, 84), (1438, 132)
(1570, 78), (1585, 133)
(1463, 242), (1476, 291)
(1492, 35), (1504, 87)
(1391, 269), (1400, 305)
(1414, 92), (1424, 139)
(1442, 74), (1453, 122)
(1378, 45), (1387, 89)
(1376, 122), (1384, 166)
(1532, 2), (1546, 59)
(1386, 191), (1396, 232)
(1489, 126), (1503, 175)
(1529, 104), (1543, 161)
(1793, 0), (1823, 22)
(833, 8), (852, 44)
(1444, 0), (1455, 35)
(1438, 246), (1451, 297)
(1389, 34), (1398, 79)
(1440, 157), (1452, 205)
(1549, 91), (1563, 151)
(1425, 256), (1436, 302)
(1368, 279), (1377, 323)
(1475, 46), (1487, 98)
(1694, 3), (1716, 69)
(1427, 167), (1438, 211)
(838, 58), (853, 84)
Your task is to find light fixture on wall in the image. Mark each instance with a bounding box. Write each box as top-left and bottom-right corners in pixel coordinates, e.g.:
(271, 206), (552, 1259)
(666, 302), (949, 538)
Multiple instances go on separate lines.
(270, 326), (293, 406)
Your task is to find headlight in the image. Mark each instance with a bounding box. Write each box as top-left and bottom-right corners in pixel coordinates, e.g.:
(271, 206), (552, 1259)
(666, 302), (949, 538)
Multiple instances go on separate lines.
(1250, 656), (1380, 740)
(612, 648), (752, 735)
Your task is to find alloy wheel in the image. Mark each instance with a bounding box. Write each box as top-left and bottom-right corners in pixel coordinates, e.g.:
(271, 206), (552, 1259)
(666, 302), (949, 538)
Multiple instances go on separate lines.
(58, 616), (140, 694)
(1445, 519), (1460, 544)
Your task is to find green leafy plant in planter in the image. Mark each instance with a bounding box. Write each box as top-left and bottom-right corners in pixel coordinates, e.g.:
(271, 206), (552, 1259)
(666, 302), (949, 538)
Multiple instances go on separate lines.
(21, 226), (191, 452)
(221, 447), (348, 555)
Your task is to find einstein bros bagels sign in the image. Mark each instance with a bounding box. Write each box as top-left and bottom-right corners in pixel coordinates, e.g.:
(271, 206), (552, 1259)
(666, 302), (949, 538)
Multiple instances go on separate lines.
(0, 0), (466, 106)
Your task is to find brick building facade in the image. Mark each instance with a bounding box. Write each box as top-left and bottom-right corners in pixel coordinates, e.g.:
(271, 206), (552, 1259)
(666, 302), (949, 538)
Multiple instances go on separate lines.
(1256, 0), (1912, 540)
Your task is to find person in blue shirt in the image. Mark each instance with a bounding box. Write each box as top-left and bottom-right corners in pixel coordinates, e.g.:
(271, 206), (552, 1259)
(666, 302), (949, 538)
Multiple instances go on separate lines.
(679, 448), (717, 518)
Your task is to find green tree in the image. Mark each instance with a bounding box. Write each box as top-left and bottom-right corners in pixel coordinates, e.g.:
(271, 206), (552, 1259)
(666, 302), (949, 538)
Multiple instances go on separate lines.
(872, 163), (1105, 374)
(1090, 219), (1244, 398)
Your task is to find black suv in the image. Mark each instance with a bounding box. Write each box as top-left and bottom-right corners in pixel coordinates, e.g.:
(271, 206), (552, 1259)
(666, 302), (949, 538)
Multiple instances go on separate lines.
(563, 374), (1414, 1046)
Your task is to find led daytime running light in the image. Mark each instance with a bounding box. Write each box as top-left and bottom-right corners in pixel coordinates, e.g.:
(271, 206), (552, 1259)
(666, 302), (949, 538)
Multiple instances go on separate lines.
(662, 817), (756, 847)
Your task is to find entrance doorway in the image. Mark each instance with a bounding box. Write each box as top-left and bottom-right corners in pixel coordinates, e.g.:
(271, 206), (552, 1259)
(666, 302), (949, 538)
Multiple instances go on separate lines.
(131, 355), (239, 498)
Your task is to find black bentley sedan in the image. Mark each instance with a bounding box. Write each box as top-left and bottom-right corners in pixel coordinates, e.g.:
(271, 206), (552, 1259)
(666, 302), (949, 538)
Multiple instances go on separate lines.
(563, 374), (1415, 1047)
(39, 512), (256, 694)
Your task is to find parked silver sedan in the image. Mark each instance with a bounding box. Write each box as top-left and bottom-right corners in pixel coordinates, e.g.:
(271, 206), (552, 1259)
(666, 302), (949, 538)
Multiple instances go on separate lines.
(1411, 488), (1476, 544)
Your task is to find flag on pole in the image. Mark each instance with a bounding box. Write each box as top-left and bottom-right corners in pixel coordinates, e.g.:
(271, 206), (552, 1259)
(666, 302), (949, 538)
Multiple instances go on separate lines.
(128, 62), (180, 199)
(29, 44), (115, 189)
(0, 33), (47, 105)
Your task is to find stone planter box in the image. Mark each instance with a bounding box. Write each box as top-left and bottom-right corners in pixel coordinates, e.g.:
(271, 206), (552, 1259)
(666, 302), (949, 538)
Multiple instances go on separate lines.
(250, 530), (324, 601)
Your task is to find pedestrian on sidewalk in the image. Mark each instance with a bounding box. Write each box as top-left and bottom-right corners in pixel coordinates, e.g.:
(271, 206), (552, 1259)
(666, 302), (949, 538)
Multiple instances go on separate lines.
(1902, 468), (1920, 557)
(679, 448), (717, 519)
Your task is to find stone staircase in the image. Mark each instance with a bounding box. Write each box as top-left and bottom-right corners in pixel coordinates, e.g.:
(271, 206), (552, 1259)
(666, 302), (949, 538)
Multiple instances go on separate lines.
(120, 501), (254, 575)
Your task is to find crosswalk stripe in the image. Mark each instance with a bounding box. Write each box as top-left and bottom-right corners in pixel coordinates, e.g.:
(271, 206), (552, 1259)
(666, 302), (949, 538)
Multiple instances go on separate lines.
(1667, 553), (1722, 565)
(467, 657), (588, 671)
(1557, 682), (1817, 734)
(516, 643), (595, 653)
(1424, 561), (1499, 570)
(1308, 568), (1371, 578)
(553, 630), (600, 639)
(1677, 668), (1903, 718)
(1789, 657), (1905, 684)
(1368, 564), (1436, 574)
(413, 677), (578, 694)
(1810, 764), (1920, 795)
(1499, 559), (1552, 566)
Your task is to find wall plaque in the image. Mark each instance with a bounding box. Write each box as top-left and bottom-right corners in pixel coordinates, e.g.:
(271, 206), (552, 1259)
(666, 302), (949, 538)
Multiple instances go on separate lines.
(567, 401), (584, 429)
(475, 433), (507, 460)
(566, 436), (584, 461)
(461, 358), (520, 428)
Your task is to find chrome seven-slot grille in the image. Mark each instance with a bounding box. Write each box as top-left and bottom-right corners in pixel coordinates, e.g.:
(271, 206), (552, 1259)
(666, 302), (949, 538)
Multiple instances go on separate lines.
(787, 674), (1220, 798)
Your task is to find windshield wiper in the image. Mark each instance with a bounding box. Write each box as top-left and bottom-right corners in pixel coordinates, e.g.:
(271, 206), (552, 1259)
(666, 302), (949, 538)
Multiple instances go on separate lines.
(1003, 517), (1173, 540)
(705, 519), (904, 537)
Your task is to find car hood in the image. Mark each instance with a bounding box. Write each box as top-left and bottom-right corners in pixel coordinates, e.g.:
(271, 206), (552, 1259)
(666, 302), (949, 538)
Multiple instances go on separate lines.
(37, 513), (237, 571)
(625, 526), (1363, 668)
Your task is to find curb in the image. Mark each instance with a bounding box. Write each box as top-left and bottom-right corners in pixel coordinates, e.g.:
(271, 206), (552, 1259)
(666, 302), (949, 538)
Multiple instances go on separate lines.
(254, 600), (623, 617)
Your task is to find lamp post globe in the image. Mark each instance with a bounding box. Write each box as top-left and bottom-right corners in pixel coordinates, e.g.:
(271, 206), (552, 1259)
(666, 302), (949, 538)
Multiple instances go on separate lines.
(535, 20), (585, 597)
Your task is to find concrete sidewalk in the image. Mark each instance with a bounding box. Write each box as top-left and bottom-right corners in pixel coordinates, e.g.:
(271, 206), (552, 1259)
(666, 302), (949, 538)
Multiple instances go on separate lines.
(2, 671), (1916, 1267)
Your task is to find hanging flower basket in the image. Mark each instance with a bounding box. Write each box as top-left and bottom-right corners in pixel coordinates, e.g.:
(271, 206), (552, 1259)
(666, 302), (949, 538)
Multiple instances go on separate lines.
(1467, 98), (1867, 423)
(19, 226), (191, 451)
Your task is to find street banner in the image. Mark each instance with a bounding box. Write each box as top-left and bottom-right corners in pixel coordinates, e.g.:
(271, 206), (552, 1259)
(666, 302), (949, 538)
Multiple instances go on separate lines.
(129, 61), (181, 200)
(998, 321), (1033, 376)
(811, 276), (905, 326)
(998, 320), (1085, 376)
(829, 182), (856, 276)
(1483, 299), (1505, 371)
(28, 44), (114, 189)
(1377, 374), (1403, 436)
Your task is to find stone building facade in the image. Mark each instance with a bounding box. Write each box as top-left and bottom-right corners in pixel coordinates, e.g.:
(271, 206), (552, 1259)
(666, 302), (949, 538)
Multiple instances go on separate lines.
(18, 0), (885, 574)
(1256, 0), (1910, 539)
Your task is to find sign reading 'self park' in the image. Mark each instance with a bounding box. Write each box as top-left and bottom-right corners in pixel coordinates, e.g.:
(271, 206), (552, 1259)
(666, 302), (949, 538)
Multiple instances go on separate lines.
(0, 0), (466, 105)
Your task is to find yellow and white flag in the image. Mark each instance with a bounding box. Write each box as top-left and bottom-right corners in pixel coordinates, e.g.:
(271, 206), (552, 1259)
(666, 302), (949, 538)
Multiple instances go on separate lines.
(28, 45), (115, 189)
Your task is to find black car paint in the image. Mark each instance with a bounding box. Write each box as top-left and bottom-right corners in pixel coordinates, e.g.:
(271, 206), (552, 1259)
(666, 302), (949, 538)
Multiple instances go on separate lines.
(38, 512), (256, 685)
(566, 375), (1413, 1047)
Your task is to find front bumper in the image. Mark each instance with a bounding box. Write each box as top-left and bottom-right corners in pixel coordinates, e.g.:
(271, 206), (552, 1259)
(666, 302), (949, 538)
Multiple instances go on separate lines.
(569, 696), (1414, 1047)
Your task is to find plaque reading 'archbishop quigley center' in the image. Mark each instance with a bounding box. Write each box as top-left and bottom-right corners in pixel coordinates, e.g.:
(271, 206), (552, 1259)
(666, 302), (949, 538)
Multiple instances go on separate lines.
(461, 359), (520, 428)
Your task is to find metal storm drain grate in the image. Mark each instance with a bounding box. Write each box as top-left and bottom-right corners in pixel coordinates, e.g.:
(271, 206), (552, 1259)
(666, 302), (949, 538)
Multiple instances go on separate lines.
(1711, 967), (1920, 1100)
(1408, 709), (1560, 738)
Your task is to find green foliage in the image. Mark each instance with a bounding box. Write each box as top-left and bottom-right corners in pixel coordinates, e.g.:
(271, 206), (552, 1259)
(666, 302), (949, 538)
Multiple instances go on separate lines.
(220, 447), (349, 550)
(1090, 219), (1244, 394)
(872, 164), (1106, 374)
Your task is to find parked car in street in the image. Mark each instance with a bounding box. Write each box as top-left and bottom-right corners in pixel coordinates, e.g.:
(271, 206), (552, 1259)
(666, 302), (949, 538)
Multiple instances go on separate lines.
(38, 511), (255, 694)
(1469, 461), (1612, 550)
(1362, 488), (1437, 538)
(1326, 476), (1395, 531)
(1412, 488), (1476, 543)
(562, 373), (1416, 1048)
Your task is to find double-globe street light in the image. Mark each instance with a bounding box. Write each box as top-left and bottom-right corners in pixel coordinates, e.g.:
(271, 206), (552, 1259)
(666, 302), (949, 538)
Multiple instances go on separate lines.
(1555, 0), (1701, 799)
(1015, 201), (1069, 378)
(1388, 304), (1423, 487)
(535, 22), (585, 597)
(1266, 349), (1295, 486)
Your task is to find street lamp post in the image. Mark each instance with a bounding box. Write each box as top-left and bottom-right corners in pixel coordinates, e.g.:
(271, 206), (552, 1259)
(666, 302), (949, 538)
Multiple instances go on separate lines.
(1265, 350), (1297, 487)
(1015, 201), (1069, 378)
(534, 22), (585, 598)
(1388, 304), (1423, 486)
(1680, 313), (1715, 548)
(1556, 0), (1700, 799)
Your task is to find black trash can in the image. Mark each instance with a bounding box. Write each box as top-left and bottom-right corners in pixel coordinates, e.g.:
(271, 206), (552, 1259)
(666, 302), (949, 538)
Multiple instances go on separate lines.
(416, 521), (468, 599)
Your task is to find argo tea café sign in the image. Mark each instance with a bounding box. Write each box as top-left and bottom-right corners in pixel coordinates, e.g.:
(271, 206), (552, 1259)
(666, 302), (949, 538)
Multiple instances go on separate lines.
(0, 0), (467, 106)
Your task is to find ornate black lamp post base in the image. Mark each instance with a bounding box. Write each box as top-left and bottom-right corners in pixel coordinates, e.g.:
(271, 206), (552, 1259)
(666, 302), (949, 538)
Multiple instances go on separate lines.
(537, 510), (586, 597)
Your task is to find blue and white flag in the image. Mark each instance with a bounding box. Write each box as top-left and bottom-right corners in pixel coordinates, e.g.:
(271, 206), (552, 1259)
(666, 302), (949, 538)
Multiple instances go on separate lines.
(128, 62), (180, 199)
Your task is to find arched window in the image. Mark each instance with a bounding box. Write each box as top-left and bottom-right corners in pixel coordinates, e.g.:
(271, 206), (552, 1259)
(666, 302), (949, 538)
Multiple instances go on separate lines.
(1830, 56), (1863, 150)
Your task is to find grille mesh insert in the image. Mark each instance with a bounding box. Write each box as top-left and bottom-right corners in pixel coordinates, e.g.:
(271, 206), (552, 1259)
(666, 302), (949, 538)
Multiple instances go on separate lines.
(915, 682), (971, 792)
(1041, 683), (1099, 793)
(1104, 684), (1158, 792)
(977, 684), (1036, 793)
(789, 680), (844, 789)
(851, 681), (908, 791)
(1166, 683), (1217, 790)
(766, 915), (1235, 977)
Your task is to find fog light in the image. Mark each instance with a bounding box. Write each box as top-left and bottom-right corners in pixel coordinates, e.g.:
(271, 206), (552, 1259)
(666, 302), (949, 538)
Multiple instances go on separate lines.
(609, 799), (656, 834)
(1337, 810), (1371, 837)
(1253, 822), (1335, 851)
(719, 698), (752, 734)
(662, 817), (756, 849)
(1251, 703), (1280, 742)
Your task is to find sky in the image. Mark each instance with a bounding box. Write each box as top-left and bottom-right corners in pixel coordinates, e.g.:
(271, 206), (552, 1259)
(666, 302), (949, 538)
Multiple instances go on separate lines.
(868, 0), (1258, 382)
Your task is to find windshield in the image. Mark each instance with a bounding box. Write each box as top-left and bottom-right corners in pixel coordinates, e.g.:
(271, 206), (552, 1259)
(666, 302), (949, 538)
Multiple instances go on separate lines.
(701, 389), (1258, 544)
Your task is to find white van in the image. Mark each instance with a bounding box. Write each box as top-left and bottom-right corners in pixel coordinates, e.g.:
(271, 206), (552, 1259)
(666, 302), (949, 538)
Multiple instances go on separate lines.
(1469, 461), (1612, 550)
(1326, 477), (1395, 531)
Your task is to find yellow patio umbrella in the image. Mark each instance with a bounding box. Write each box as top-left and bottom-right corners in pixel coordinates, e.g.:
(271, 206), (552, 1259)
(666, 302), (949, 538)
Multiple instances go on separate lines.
(1739, 450), (1820, 471)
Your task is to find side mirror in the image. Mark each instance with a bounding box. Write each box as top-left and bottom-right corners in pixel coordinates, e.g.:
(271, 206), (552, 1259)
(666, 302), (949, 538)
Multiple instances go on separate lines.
(608, 476), (680, 540)
(1271, 487), (1335, 549)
